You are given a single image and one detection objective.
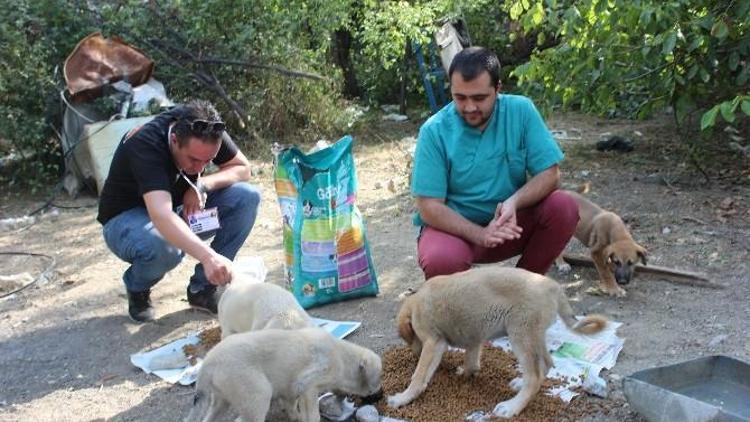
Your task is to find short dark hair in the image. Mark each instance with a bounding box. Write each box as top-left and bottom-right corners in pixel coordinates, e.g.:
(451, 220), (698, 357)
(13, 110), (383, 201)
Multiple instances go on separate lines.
(448, 47), (501, 87)
(173, 100), (223, 146)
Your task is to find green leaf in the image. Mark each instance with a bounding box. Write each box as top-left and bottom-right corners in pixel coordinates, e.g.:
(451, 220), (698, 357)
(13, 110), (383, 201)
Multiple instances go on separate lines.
(729, 52), (740, 71)
(639, 9), (652, 27)
(737, 65), (750, 86)
(711, 20), (729, 39)
(536, 31), (546, 46)
(510, 2), (524, 20)
(531, 3), (545, 25)
(687, 36), (702, 52)
(738, 0), (750, 18)
(698, 15), (714, 30)
(720, 101), (736, 123)
(701, 106), (719, 130)
(741, 100), (750, 116)
(700, 68), (711, 83)
(688, 65), (699, 81)
(675, 95), (693, 122)
(662, 32), (677, 55)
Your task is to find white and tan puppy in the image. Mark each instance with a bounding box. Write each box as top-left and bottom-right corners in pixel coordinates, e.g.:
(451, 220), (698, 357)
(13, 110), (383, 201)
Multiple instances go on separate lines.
(388, 266), (607, 419)
(218, 280), (313, 339)
(186, 327), (382, 422)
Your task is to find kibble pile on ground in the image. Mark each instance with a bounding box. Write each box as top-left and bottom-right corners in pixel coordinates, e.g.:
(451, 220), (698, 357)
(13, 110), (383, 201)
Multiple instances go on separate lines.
(374, 346), (613, 421)
(183, 326), (222, 364)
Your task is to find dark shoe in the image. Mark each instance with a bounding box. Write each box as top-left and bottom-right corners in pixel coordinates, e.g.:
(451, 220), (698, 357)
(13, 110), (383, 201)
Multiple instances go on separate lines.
(127, 289), (155, 323)
(187, 286), (218, 314)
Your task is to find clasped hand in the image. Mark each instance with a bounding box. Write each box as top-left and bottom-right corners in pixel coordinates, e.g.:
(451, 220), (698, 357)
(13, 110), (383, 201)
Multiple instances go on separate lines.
(476, 200), (523, 248)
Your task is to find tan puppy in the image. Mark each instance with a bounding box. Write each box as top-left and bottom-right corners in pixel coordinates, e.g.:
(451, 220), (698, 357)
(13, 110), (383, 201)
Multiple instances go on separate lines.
(556, 190), (648, 297)
(388, 266), (606, 419)
(218, 280), (313, 339)
(186, 327), (382, 422)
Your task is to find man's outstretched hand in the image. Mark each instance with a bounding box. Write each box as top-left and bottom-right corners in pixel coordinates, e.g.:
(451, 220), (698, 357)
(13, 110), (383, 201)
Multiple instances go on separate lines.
(201, 252), (234, 286)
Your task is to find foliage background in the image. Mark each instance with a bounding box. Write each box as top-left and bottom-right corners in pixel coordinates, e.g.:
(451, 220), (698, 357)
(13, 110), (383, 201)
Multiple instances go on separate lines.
(1, 0), (748, 188)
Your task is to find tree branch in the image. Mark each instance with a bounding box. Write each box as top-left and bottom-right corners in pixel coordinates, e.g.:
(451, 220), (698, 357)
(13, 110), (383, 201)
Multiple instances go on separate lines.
(196, 58), (328, 81)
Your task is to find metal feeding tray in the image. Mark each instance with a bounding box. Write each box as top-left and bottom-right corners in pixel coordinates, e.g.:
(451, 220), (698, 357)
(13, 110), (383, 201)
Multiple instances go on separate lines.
(623, 355), (750, 422)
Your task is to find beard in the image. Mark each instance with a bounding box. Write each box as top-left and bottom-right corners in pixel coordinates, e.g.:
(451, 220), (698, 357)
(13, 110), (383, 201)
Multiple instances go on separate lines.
(460, 109), (493, 129)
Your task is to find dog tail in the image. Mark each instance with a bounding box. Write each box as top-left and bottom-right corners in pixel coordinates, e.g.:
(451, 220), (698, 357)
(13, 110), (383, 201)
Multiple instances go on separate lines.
(576, 182), (591, 194)
(396, 299), (416, 344)
(557, 289), (607, 335)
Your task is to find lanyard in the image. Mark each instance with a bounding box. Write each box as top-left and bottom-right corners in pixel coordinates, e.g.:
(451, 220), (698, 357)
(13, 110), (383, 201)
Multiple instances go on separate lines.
(181, 171), (206, 209)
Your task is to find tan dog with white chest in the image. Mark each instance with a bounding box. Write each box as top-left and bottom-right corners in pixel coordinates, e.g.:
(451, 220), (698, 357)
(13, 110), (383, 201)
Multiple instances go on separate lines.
(186, 327), (382, 422)
(218, 279), (314, 339)
(555, 190), (648, 297)
(388, 266), (606, 418)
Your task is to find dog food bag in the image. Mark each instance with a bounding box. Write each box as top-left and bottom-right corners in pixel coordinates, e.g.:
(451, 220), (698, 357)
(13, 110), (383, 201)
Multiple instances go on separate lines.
(273, 135), (379, 309)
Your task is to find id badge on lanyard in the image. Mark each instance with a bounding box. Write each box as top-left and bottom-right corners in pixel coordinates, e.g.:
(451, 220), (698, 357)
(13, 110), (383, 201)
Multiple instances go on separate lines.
(181, 171), (220, 234)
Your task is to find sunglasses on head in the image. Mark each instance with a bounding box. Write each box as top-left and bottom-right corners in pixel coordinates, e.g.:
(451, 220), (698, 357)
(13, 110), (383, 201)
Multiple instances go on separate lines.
(187, 119), (226, 135)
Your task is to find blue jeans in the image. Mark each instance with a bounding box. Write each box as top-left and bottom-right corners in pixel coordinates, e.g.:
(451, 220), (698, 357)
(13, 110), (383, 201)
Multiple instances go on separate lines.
(102, 183), (261, 293)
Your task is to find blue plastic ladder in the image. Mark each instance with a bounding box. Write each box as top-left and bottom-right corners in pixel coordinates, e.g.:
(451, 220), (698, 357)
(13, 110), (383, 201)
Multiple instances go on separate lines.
(414, 41), (448, 114)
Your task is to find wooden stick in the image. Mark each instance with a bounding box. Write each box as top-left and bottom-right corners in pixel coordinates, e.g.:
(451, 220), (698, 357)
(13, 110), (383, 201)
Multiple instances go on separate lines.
(561, 253), (725, 289)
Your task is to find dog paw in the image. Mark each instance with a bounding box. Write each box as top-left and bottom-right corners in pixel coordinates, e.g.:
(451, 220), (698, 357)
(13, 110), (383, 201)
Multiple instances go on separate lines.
(601, 285), (627, 297)
(508, 377), (524, 391)
(556, 262), (572, 274)
(456, 366), (479, 377)
(387, 393), (409, 409)
(492, 401), (521, 418)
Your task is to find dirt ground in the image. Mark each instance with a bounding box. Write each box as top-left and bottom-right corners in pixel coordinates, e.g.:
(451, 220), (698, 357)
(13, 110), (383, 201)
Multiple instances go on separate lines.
(1, 111), (749, 422)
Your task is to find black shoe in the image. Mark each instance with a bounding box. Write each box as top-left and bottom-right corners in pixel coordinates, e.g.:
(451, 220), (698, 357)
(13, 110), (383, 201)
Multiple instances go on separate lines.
(187, 286), (218, 314)
(127, 289), (155, 323)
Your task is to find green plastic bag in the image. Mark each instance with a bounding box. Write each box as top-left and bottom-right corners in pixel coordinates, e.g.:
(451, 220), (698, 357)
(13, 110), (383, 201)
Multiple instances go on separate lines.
(273, 136), (378, 309)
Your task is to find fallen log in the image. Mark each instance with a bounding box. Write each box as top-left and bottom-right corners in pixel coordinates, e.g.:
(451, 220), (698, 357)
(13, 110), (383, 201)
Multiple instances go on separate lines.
(561, 254), (725, 289)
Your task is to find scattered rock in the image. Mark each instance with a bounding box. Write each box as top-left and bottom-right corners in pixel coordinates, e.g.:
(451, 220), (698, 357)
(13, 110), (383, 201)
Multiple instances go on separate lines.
(0, 272), (36, 294)
(355, 405), (379, 422)
(708, 334), (728, 348)
(0, 215), (35, 231)
(387, 180), (396, 193)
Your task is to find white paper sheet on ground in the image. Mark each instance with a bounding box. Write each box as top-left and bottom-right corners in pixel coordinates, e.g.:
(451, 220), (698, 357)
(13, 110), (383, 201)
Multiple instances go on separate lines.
(130, 317), (363, 385)
(490, 317), (624, 402)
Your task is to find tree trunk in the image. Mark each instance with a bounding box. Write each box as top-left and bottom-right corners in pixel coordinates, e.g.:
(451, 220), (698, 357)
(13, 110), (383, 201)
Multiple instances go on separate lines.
(332, 28), (361, 99)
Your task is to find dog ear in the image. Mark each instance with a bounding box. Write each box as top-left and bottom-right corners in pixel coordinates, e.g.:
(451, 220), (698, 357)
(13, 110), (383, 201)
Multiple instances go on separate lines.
(637, 247), (648, 265)
(587, 226), (602, 251)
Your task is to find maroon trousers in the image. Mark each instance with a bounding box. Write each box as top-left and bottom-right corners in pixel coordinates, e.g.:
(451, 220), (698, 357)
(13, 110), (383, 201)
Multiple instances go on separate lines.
(417, 190), (579, 279)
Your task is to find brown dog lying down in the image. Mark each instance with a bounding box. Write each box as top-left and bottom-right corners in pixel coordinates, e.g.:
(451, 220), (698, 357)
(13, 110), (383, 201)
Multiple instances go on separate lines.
(556, 190), (647, 297)
(186, 327), (382, 422)
(388, 266), (607, 419)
